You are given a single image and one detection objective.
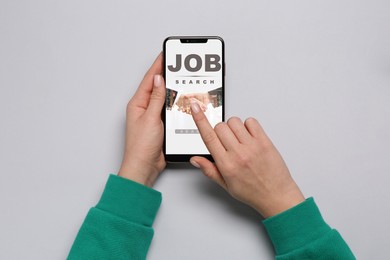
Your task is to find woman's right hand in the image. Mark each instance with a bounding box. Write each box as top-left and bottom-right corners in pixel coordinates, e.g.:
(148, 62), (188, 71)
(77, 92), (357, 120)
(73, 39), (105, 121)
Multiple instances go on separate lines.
(189, 100), (305, 218)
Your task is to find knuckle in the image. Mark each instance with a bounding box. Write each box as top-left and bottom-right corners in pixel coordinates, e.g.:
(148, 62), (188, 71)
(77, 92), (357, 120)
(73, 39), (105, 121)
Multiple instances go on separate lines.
(150, 89), (163, 101)
(203, 168), (214, 178)
(245, 117), (257, 124)
(202, 130), (216, 144)
(237, 152), (252, 166)
(244, 117), (258, 129)
(224, 161), (240, 176)
(227, 116), (241, 126)
(196, 114), (208, 124)
(214, 122), (226, 132)
(230, 147), (254, 167)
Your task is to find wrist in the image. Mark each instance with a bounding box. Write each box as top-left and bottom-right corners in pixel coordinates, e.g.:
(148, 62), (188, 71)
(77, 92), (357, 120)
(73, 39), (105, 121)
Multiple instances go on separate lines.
(256, 187), (305, 218)
(118, 160), (159, 187)
(260, 196), (305, 218)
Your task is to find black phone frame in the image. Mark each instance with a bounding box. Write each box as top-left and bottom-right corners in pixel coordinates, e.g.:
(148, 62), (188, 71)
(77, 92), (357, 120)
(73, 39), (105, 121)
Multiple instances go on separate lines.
(162, 36), (225, 163)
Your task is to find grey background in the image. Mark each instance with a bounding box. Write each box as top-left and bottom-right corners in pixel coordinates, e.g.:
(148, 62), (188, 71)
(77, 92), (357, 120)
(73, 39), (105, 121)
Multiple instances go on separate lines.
(1, 0), (389, 259)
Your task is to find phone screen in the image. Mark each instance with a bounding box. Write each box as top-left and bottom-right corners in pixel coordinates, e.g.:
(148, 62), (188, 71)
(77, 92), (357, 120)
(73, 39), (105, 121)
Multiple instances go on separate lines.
(163, 37), (224, 161)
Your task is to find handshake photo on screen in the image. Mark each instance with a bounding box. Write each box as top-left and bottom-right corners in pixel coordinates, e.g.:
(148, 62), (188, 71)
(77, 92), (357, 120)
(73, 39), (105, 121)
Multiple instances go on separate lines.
(166, 87), (222, 115)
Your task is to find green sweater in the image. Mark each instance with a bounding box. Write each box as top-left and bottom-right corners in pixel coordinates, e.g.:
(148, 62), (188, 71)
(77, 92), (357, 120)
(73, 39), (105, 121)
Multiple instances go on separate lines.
(68, 175), (355, 259)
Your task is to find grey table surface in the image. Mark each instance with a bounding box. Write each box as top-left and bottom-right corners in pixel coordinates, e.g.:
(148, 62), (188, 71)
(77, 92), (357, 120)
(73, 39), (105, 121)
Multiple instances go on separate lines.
(1, 1), (389, 259)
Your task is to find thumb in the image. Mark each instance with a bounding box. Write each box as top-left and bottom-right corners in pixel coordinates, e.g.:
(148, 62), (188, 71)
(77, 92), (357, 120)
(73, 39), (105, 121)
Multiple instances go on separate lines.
(190, 156), (227, 189)
(147, 75), (166, 116)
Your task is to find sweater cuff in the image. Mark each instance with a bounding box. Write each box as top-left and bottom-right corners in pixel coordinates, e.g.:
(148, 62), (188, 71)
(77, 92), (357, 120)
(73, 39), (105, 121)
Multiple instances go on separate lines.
(262, 197), (331, 255)
(96, 174), (162, 227)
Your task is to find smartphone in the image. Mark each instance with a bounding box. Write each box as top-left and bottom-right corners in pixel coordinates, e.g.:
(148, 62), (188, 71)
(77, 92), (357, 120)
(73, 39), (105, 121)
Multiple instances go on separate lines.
(163, 36), (225, 162)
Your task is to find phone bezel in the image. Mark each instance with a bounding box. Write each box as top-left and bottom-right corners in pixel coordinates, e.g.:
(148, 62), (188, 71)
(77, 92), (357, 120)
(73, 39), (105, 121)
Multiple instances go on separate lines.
(162, 36), (225, 163)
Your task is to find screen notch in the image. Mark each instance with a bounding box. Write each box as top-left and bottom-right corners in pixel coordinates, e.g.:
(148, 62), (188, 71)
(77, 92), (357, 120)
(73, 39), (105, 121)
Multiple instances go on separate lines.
(180, 38), (208, 44)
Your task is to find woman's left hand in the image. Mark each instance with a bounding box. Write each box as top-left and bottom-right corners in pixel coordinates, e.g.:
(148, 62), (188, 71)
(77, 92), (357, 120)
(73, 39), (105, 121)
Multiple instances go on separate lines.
(118, 54), (166, 187)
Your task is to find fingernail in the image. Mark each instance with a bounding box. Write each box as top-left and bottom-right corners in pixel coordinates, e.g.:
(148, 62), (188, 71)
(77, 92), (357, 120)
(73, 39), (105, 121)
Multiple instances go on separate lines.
(190, 99), (200, 113)
(154, 74), (161, 87)
(190, 159), (200, 168)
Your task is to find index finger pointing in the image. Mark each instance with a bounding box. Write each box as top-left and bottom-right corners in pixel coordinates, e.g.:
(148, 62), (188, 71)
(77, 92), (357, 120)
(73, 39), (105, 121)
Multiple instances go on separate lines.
(190, 100), (226, 160)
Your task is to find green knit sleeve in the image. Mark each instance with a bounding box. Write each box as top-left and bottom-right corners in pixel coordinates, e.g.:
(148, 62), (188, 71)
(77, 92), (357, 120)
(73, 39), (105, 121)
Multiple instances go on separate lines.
(68, 174), (162, 260)
(262, 198), (355, 259)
